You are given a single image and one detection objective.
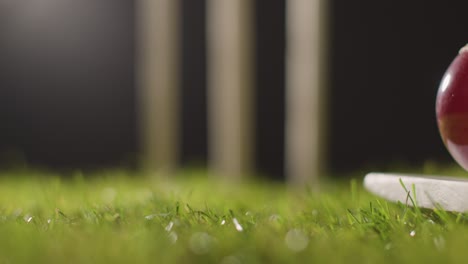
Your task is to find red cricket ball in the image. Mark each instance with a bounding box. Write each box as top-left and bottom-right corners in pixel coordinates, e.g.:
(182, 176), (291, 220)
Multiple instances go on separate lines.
(436, 44), (468, 171)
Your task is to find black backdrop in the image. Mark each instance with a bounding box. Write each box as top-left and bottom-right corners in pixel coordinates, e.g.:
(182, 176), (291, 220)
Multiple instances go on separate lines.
(329, 0), (468, 172)
(1, 0), (468, 178)
(0, 0), (136, 168)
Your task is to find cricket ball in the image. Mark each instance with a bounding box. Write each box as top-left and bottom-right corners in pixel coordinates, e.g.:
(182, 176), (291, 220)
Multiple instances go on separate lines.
(436, 44), (468, 171)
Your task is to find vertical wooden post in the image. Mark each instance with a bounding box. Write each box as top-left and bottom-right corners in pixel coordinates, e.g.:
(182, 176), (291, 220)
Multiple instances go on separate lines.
(137, 0), (180, 173)
(286, 0), (328, 186)
(207, 0), (254, 180)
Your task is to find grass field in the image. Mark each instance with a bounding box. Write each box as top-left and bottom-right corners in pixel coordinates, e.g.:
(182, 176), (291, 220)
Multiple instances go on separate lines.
(1, 167), (468, 263)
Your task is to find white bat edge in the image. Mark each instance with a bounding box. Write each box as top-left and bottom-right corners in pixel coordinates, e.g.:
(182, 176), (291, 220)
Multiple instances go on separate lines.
(364, 172), (468, 212)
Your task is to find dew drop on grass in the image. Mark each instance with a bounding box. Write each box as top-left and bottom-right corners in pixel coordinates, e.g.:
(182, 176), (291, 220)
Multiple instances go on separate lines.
(165, 221), (174, 232)
(384, 243), (392, 251)
(145, 214), (156, 220)
(101, 187), (117, 203)
(189, 232), (215, 255)
(433, 236), (445, 251)
(232, 218), (243, 232)
(285, 229), (309, 252)
(168, 231), (178, 244)
(24, 215), (33, 223)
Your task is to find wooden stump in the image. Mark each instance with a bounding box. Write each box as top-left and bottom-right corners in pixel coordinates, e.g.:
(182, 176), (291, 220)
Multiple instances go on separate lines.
(206, 0), (254, 180)
(286, 0), (328, 186)
(137, 0), (180, 174)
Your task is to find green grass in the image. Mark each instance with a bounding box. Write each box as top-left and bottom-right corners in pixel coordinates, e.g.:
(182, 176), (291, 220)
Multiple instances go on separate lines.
(0, 169), (468, 263)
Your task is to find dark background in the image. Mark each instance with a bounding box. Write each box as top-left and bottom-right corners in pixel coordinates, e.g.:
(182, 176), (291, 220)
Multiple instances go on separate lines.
(1, 0), (467, 178)
(0, 0), (136, 169)
(329, 0), (468, 172)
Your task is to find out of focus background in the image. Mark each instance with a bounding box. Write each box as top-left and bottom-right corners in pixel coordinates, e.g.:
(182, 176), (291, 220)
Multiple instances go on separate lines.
(1, 0), (468, 181)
